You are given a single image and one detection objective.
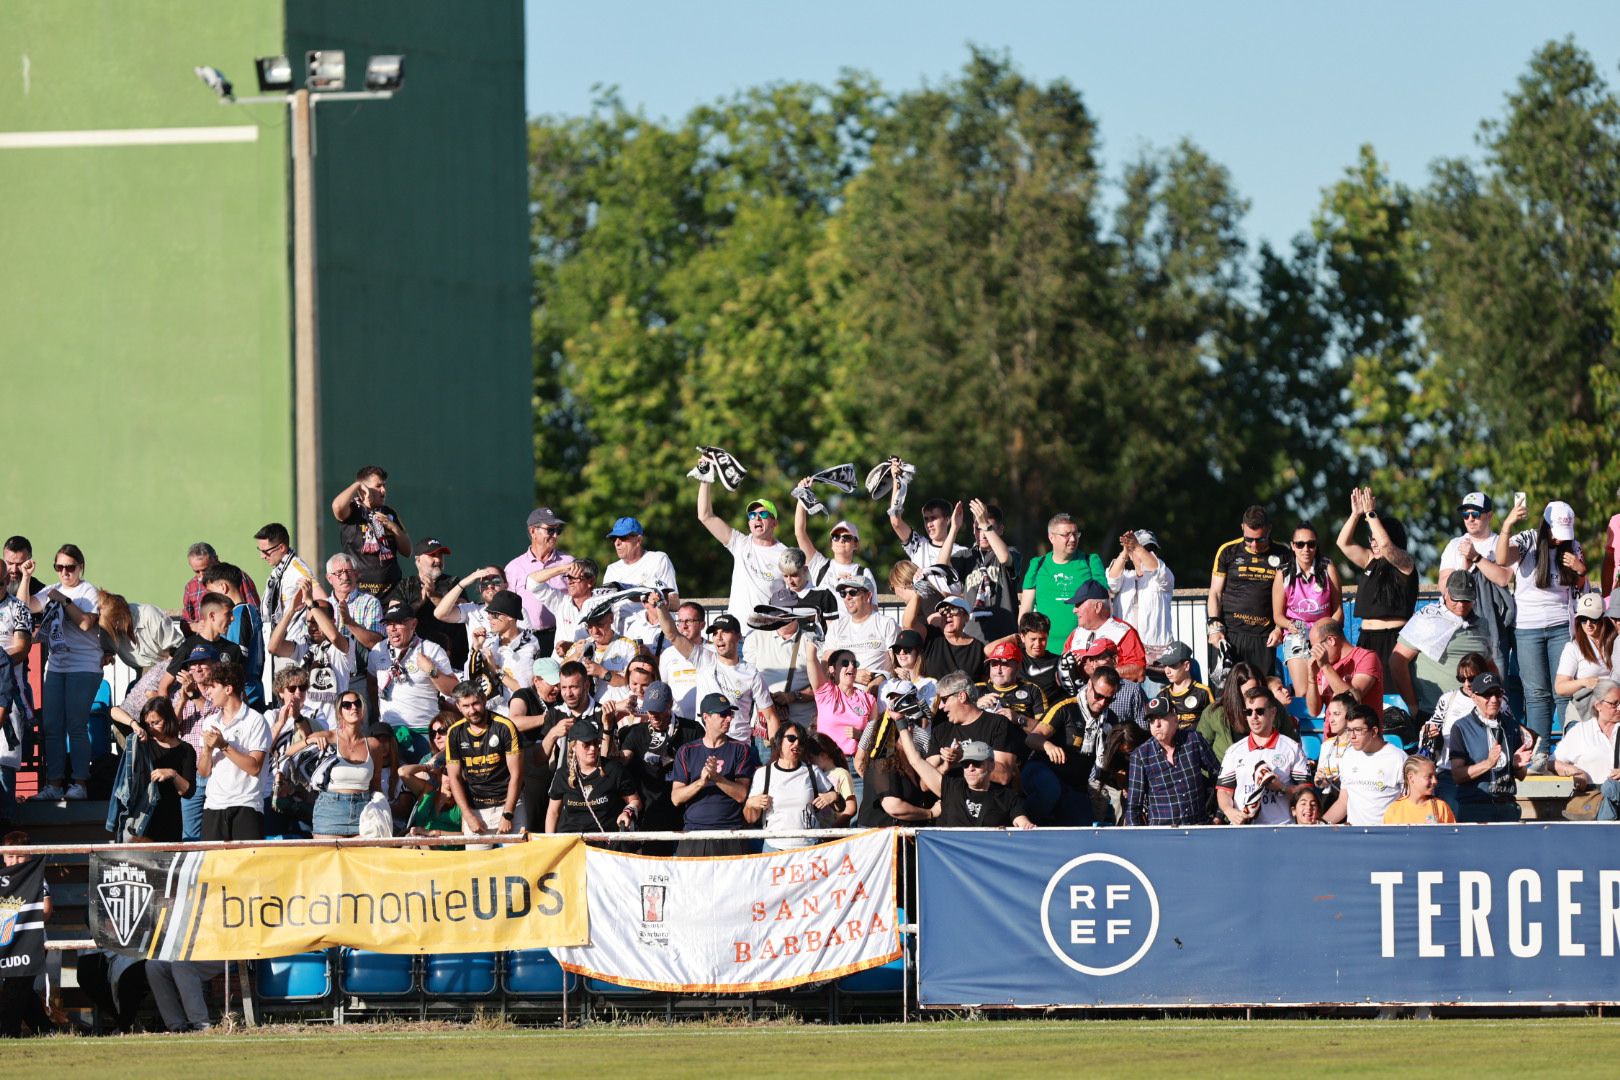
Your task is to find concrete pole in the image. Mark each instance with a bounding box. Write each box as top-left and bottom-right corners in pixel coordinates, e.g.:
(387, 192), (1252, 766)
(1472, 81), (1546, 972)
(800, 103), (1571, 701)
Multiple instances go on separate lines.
(290, 89), (322, 563)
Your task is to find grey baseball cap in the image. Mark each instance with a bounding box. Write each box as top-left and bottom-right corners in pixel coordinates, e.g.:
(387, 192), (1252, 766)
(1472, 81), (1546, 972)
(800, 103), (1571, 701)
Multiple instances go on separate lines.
(640, 682), (674, 713)
(958, 739), (993, 764)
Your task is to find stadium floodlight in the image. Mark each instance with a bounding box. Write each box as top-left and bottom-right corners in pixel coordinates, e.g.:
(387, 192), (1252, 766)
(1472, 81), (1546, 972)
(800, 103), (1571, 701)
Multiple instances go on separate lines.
(364, 55), (405, 93)
(306, 50), (346, 92)
(193, 66), (233, 101)
(255, 55), (293, 93)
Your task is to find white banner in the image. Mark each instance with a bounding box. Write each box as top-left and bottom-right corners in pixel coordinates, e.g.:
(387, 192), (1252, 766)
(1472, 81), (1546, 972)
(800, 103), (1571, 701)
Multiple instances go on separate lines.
(553, 830), (900, 992)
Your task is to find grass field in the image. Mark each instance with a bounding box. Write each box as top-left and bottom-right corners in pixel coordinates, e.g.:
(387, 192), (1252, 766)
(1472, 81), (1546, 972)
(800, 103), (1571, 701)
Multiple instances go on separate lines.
(7, 1019), (1618, 1078)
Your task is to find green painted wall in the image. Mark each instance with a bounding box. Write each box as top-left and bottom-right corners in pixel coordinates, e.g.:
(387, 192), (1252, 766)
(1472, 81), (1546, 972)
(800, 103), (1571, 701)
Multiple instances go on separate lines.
(0, 0), (292, 606)
(0, 0), (534, 606)
(286, 0), (533, 576)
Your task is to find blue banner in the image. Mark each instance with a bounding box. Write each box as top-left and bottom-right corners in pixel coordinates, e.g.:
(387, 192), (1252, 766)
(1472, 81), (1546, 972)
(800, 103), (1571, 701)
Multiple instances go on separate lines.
(917, 825), (1620, 1007)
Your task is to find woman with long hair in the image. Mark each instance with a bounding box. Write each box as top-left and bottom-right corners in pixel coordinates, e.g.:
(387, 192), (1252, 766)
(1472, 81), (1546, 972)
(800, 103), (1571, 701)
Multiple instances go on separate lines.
(546, 721), (639, 837)
(808, 732), (858, 826)
(127, 698), (196, 843)
(1272, 523), (1341, 695)
(97, 589), (184, 675)
(804, 640), (877, 759)
(1497, 498), (1586, 768)
(1195, 661), (1262, 761)
(745, 721), (841, 851)
(1554, 593), (1617, 704)
(22, 544), (101, 801)
(855, 720), (935, 828)
(288, 691), (380, 839)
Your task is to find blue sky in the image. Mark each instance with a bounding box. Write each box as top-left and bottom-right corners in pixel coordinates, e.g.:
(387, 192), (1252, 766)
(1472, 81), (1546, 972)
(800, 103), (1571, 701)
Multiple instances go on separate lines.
(525, 1), (1620, 251)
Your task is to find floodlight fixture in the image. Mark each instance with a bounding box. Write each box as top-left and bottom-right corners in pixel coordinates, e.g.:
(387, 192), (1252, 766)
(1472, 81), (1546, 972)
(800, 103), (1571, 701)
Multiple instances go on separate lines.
(306, 50), (346, 92)
(364, 54), (405, 93)
(255, 55), (293, 93)
(193, 66), (233, 100)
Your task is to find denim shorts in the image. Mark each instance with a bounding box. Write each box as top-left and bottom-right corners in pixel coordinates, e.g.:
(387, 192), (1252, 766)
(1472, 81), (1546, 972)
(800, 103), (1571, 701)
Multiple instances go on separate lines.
(311, 790), (369, 836)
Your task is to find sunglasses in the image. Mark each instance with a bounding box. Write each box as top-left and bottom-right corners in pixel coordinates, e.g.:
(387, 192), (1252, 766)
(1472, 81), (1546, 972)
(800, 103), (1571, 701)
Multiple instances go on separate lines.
(962, 758), (990, 768)
(1243, 706), (1271, 717)
(53, 563), (77, 573)
(833, 659), (858, 669)
(538, 525), (564, 535)
(1461, 510), (1485, 520)
(831, 534), (855, 542)
(989, 658), (1016, 666)
(430, 727), (448, 737)
(257, 543), (283, 556)
(747, 511), (775, 521)
(1292, 541), (1316, 549)
(782, 734), (800, 744)
(339, 700), (362, 710)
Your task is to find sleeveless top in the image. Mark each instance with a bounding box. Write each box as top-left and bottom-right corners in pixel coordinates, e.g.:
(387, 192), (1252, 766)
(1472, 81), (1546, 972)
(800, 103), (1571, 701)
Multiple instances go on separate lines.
(1356, 558), (1418, 621)
(327, 743), (376, 791)
(1282, 560), (1333, 625)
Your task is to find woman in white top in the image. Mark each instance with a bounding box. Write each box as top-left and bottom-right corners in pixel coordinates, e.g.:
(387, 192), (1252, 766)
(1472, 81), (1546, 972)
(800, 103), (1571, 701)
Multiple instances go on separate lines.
(745, 722), (841, 851)
(1554, 593), (1617, 698)
(291, 690), (380, 838)
(97, 589), (184, 673)
(1497, 499), (1587, 765)
(23, 545), (102, 800)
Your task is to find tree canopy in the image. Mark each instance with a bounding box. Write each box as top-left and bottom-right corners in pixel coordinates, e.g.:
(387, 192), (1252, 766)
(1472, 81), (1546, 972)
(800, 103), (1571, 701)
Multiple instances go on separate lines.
(529, 41), (1620, 593)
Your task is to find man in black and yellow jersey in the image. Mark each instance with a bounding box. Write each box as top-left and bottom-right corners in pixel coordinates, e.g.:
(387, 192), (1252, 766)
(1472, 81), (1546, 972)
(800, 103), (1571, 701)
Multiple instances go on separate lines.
(445, 680), (524, 848)
(1207, 505), (1285, 677)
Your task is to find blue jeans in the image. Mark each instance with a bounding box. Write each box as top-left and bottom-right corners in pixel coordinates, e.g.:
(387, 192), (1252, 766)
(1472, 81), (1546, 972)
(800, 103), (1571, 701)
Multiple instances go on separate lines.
(1514, 624), (1570, 745)
(1599, 779), (1620, 822)
(42, 670), (100, 784)
(181, 773), (208, 841)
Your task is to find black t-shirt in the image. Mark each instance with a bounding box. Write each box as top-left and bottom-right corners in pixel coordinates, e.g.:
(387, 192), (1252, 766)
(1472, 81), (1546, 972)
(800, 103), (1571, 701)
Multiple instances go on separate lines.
(1020, 650), (1061, 700)
(446, 716), (522, 808)
(146, 740), (198, 843)
(548, 760), (637, 833)
(921, 628), (987, 682)
(338, 501), (406, 593)
(619, 718), (704, 829)
(932, 710), (1018, 772)
(1040, 698), (1102, 789)
(1211, 538), (1282, 629)
(938, 774), (1025, 828)
(857, 761), (936, 828)
(958, 546), (1022, 640)
(972, 679), (1047, 762)
(400, 576), (466, 672)
(167, 633), (246, 675)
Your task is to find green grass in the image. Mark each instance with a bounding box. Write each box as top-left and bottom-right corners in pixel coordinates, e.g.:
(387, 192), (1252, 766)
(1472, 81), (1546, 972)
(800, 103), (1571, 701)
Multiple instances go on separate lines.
(7, 1019), (1618, 1078)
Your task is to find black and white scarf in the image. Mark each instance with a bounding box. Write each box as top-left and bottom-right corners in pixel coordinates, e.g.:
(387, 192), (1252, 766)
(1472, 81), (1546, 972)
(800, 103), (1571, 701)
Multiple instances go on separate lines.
(791, 463), (858, 516)
(686, 446), (749, 491)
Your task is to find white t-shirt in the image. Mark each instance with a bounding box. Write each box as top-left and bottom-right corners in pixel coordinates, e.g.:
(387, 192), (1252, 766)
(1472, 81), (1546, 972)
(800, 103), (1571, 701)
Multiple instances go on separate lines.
(289, 636), (356, 729)
(691, 644), (772, 741)
(1109, 563), (1175, 651)
(805, 553), (877, 595)
(1553, 718), (1620, 786)
(487, 630), (541, 705)
(531, 586), (592, 649)
(745, 628), (817, 729)
(1336, 742), (1407, 825)
(748, 762), (831, 848)
(1556, 638), (1616, 684)
(578, 636), (638, 679)
(1509, 530), (1582, 630)
(41, 580), (102, 674)
(724, 530), (788, 622)
(1217, 731), (1310, 826)
(366, 637), (453, 731)
(202, 702), (272, 810)
(901, 531), (972, 571)
(822, 610), (899, 676)
(1439, 533), (1498, 573)
(659, 646), (700, 719)
(604, 550), (679, 598)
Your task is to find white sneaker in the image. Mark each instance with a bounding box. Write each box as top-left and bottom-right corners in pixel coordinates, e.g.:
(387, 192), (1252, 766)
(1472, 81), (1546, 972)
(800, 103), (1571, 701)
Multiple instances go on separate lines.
(33, 784), (65, 801)
(64, 783), (89, 801)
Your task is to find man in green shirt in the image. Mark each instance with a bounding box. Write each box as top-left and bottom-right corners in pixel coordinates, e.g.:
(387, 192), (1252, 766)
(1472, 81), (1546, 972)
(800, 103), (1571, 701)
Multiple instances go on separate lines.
(1018, 513), (1106, 649)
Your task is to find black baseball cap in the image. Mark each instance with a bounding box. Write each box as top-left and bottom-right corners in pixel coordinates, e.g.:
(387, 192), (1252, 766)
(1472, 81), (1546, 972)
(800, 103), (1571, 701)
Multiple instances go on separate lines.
(699, 692), (736, 715)
(1471, 670), (1506, 697)
(567, 719), (604, 743)
(892, 629), (924, 653)
(418, 536), (452, 556)
(381, 600), (415, 623)
(706, 613), (742, 635)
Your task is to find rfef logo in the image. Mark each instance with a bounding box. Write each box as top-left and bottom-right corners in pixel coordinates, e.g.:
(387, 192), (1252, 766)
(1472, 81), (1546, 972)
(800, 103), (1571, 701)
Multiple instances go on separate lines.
(1039, 853), (1159, 976)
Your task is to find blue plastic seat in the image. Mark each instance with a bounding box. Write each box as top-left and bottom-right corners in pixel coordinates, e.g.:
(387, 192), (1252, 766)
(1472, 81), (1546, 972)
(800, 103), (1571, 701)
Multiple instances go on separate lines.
(341, 949), (416, 997)
(256, 951), (331, 1002)
(504, 949), (575, 996)
(584, 975), (645, 997)
(836, 905), (906, 995)
(425, 953), (498, 997)
(1383, 733), (1407, 751)
(1301, 734), (1323, 761)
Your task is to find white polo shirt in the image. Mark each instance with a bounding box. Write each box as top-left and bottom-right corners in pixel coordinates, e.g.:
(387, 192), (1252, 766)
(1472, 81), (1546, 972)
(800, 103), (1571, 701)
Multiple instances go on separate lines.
(367, 637), (454, 732)
(1554, 718), (1620, 786)
(202, 702), (272, 811)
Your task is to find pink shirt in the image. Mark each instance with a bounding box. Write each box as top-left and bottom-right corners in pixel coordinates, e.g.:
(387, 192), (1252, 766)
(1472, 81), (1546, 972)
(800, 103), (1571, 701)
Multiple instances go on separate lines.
(814, 682), (877, 755)
(1314, 645), (1385, 719)
(504, 547), (573, 630)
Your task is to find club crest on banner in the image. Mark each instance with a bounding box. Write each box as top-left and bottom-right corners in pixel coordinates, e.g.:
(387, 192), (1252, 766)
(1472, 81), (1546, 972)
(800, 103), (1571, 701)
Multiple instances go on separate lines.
(96, 863), (154, 948)
(0, 897), (20, 949)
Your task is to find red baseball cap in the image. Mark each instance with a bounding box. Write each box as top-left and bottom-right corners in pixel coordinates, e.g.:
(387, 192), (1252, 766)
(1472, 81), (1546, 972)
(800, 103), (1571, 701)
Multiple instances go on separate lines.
(985, 640), (1023, 663)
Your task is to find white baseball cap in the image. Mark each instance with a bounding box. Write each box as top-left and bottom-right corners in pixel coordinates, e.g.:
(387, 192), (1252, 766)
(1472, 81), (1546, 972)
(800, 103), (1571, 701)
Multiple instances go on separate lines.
(1544, 500), (1576, 543)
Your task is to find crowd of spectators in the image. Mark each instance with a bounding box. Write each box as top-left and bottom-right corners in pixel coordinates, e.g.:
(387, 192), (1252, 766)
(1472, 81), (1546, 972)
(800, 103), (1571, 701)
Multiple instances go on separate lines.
(2, 469), (1615, 849)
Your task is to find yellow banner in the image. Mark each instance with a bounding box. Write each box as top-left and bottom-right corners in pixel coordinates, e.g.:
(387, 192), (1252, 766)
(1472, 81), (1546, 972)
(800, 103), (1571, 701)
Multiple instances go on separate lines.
(137, 839), (586, 960)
